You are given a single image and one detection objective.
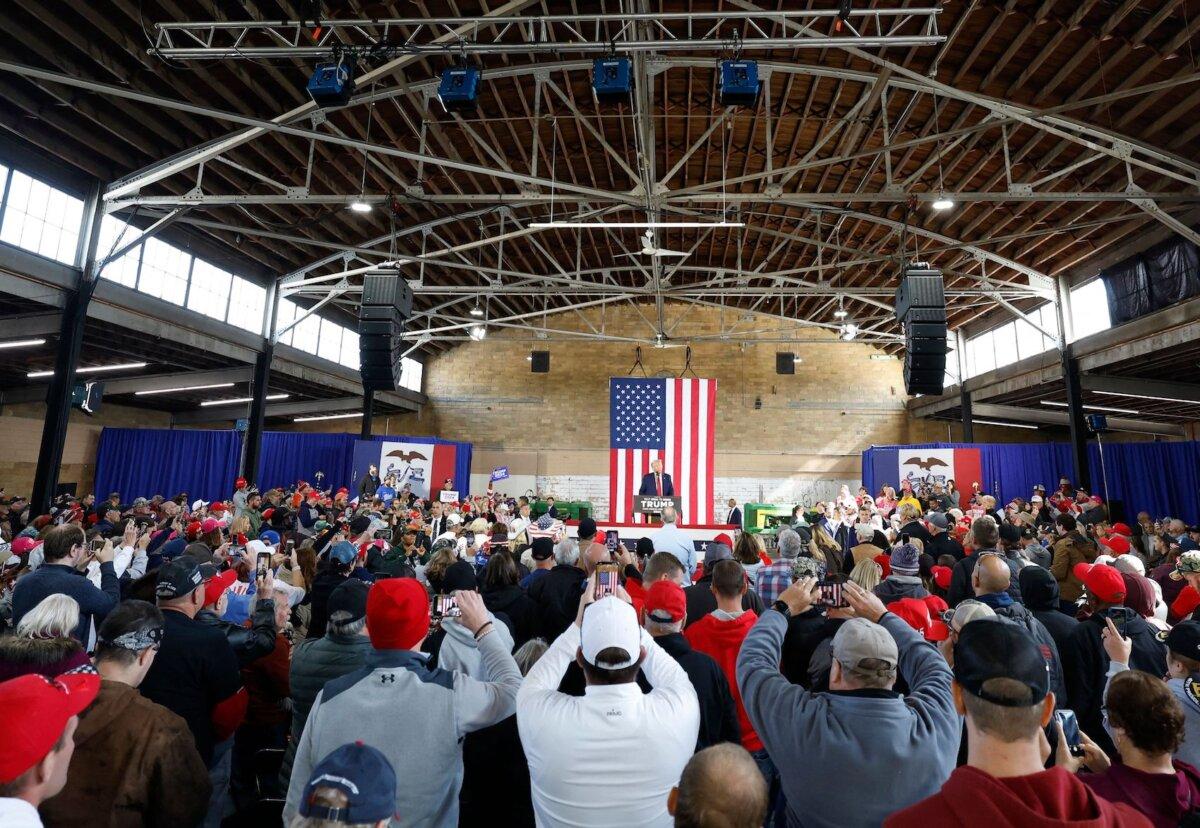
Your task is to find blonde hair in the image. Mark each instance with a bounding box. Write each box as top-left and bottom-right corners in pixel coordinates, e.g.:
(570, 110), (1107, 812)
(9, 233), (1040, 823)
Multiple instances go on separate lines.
(16, 594), (81, 640)
(288, 786), (378, 828)
(228, 515), (250, 538)
(423, 545), (459, 586)
(848, 559), (883, 592)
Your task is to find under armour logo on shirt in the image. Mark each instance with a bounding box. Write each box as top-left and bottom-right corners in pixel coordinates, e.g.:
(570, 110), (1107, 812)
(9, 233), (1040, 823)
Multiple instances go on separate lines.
(380, 674), (395, 684)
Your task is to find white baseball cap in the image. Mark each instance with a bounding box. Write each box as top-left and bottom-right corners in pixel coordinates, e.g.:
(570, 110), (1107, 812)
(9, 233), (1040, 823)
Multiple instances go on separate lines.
(271, 580), (306, 608)
(509, 517), (528, 537)
(580, 597), (641, 670)
(191, 499), (209, 512)
(246, 539), (274, 557)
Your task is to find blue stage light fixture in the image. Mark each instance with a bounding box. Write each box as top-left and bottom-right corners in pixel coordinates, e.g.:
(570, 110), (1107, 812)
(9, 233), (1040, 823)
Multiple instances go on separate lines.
(306, 60), (355, 107)
(718, 60), (760, 107)
(438, 65), (481, 112)
(592, 56), (632, 102)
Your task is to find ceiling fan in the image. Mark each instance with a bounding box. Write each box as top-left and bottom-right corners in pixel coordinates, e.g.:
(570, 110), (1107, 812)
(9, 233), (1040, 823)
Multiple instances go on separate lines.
(616, 230), (689, 258)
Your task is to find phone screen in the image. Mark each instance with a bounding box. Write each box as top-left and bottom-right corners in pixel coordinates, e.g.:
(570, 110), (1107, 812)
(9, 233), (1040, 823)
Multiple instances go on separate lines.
(605, 530), (620, 553)
(91, 536), (106, 553)
(818, 576), (848, 608)
(285, 539), (295, 553)
(464, 530), (475, 547)
(436, 594), (460, 618)
(1055, 709), (1084, 756)
(900, 532), (910, 544)
(1105, 608), (1128, 637)
(595, 563), (619, 599)
(255, 552), (270, 580)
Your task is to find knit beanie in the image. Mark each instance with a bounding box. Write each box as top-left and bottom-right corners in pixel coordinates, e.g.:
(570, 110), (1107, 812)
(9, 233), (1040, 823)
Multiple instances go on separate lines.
(890, 543), (920, 576)
(366, 578), (430, 651)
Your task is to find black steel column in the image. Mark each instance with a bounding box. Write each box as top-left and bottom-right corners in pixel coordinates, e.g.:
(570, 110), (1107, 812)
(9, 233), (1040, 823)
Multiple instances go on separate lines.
(360, 389), (374, 439)
(1062, 346), (1091, 492)
(240, 279), (279, 483)
(960, 387), (974, 442)
(31, 182), (103, 515)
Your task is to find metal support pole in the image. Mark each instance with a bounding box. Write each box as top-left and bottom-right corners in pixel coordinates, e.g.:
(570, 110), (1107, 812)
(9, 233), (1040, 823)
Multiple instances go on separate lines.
(31, 182), (104, 515)
(361, 390), (374, 439)
(955, 329), (972, 441)
(241, 279), (280, 482)
(1061, 347), (1091, 493)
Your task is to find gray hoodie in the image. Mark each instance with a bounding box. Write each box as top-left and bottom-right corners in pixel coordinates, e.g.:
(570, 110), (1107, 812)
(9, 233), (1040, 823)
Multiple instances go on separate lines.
(737, 611), (959, 828)
(284, 633), (521, 827)
(438, 611), (515, 678)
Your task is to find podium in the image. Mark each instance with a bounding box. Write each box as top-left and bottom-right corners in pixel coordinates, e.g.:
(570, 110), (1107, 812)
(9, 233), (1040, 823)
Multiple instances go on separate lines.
(633, 495), (682, 524)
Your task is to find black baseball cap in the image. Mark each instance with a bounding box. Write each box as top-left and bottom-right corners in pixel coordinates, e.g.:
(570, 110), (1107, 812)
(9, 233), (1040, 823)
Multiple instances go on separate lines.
(530, 537), (555, 561)
(953, 618), (1050, 707)
(578, 517), (597, 541)
(999, 523), (1021, 544)
(349, 515), (372, 536)
(1166, 621), (1200, 660)
(155, 555), (205, 599)
(328, 579), (370, 624)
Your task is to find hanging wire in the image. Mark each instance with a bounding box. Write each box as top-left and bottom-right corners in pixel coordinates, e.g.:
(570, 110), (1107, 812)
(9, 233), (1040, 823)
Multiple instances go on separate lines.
(358, 83), (375, 198)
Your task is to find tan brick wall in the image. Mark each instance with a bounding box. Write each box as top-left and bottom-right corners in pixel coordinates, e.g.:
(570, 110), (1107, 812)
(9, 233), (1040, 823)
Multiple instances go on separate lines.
(0, 402), (172, 497)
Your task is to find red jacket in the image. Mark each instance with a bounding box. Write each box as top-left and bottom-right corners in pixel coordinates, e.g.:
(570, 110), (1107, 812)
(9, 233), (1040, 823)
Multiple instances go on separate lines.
(885, 765), (1152, 828)
(241, 633), (292, 727)
(684, 610), (761, 752)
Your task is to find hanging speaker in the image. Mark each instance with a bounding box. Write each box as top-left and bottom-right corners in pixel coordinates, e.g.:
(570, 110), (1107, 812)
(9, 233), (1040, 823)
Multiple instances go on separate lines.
(897, 265), (947, 396)
(775, 352), (795, 375)
(530, 351), (550, 373)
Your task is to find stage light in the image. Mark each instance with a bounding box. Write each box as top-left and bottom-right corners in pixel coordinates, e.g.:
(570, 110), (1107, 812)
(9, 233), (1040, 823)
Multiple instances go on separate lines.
(348, 199), (372, 213)
(135, 383), (235, 396)
(0, 338), (45, 350)
(931, 198), (955, 211)
(838, 322), (859, 341)
(438, 65), (480, 112)
(293, 412), (363, 422)
(833, 308), (848, 319)
(593, 56), (632, 101)
(307, 60), (356, 107)
(718, 60), (760, 107)
(28, 361), (147, 379)
(199, 393), (289, 407)
(469, 303), (485, 317)
(1096, 390), (1200, 406)
(468, 324), (487, 341)
(974, 419), (1039, 430)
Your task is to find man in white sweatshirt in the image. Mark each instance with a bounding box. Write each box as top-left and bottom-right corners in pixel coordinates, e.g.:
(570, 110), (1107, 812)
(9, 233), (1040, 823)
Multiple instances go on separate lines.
(517, 577), (699, 828)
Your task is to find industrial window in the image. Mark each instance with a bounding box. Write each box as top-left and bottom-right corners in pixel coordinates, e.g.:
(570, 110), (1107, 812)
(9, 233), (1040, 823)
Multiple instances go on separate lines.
(992, 321), (1018, 369)
(317, 319), (344, 362)
(187, 259), (233, 320)
(138, 236), (190, 305)
(292, 311), (321, 354)
(1069, 278), (1112, 341)
(227, 277), (266, 333)
(400, 357), (423, 392)
(339, 329), (360, 370)
(943, 338), (958, 390)
(273, 298), (298, 346)
(0, 170), (84, 264)
(96, 216), (142, 287)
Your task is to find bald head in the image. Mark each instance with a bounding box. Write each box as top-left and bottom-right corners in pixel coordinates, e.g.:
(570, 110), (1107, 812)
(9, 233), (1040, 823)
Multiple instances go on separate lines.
(582, 542), (611, 575)
(671, 744), (768, 828)
(973, 553), (1012, 596)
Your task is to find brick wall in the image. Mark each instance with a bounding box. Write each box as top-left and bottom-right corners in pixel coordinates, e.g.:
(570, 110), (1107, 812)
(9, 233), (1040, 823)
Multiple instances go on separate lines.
(0, 402), (172, 497)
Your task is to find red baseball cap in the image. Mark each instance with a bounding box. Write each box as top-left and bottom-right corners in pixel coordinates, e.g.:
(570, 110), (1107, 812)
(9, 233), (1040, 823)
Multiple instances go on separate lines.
(713, 533), (734, 548)
(923, 594), (949, 617)
(1110, 522), (1132, 537)
(1073, 562), (1126, 603)
(235, 477), (247, 490)
(1099, 535), (1131, 556)
(185, 520), (203, 541)
(644, 579), (687, 623)
(887, 597), (949, 642)
(12, 537), (39, 556)
(203, 569), (238, 607)
(366, 579), (429, 650)
(931, 565), (952, 591)
(0, 672), (100, 783)
(209, 502), (227, 515)
(200, 518), (221, 535)
(873, 554), (892, 579)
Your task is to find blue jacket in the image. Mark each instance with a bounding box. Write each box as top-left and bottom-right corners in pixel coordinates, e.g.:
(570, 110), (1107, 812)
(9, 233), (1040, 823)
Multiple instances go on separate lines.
(737, 610), (959, 828)
(12, 562), (120, 650)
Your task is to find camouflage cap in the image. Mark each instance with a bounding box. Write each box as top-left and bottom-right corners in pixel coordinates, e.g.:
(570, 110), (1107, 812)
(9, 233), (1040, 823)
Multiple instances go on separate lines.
(1171, 550), (1200, 581)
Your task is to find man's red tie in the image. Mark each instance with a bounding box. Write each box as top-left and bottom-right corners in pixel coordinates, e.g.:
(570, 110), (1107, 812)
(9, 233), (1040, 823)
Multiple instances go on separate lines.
(656, 474), (662, 496)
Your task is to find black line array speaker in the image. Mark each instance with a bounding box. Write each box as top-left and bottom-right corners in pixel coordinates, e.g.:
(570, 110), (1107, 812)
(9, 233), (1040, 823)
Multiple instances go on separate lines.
(895, 265), (947, 396)
(775, 352), (795, 375)
(358, 275), (413, 391)
(530, 351), (550, 373)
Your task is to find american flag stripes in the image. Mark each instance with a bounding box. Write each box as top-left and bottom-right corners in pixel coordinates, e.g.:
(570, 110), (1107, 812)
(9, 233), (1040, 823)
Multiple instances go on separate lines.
(609, 377), (716, 524)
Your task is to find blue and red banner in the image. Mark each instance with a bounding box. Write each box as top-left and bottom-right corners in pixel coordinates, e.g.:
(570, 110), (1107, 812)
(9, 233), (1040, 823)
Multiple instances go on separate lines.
(867, 446), (982, 509)
(352, 439), (457, 500)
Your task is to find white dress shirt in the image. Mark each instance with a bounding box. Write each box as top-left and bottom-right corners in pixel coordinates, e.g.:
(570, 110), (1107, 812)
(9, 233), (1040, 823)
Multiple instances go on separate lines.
(649, 523), (697, 576)
(0, 798), (43, 827)
(517, 625), (699, 828)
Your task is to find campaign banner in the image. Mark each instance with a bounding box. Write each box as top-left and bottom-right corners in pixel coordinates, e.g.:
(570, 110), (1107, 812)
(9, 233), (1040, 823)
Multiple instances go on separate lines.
(352, 439), (457, 500)
(869, 446), (983, 509)
(490, 466), (509, 482)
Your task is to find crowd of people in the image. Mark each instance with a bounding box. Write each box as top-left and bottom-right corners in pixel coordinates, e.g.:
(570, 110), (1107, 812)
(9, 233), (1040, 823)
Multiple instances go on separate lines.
(0, 472), (1198, 827)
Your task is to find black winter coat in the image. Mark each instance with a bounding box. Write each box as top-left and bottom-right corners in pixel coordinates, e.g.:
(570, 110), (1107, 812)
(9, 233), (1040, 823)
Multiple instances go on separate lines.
(526, 565), (585, 641)
(195, 598), (276, 668)
(482, 585), (539, 648)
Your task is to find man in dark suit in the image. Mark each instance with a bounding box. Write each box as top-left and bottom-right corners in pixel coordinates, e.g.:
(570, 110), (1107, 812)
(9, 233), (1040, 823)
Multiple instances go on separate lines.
(639, 459), (674, 497)
(726, 498), (742, 528)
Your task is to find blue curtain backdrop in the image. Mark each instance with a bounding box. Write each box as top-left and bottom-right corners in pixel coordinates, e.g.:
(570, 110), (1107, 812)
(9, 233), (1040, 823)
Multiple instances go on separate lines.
(94, 428), (472, 502)
(862, 441), (1200, 523)
(93, 428), (242, 503)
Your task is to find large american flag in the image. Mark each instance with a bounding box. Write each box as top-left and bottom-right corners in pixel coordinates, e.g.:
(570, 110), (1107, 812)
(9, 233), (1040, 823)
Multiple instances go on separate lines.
(609, 377), (716, 524)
